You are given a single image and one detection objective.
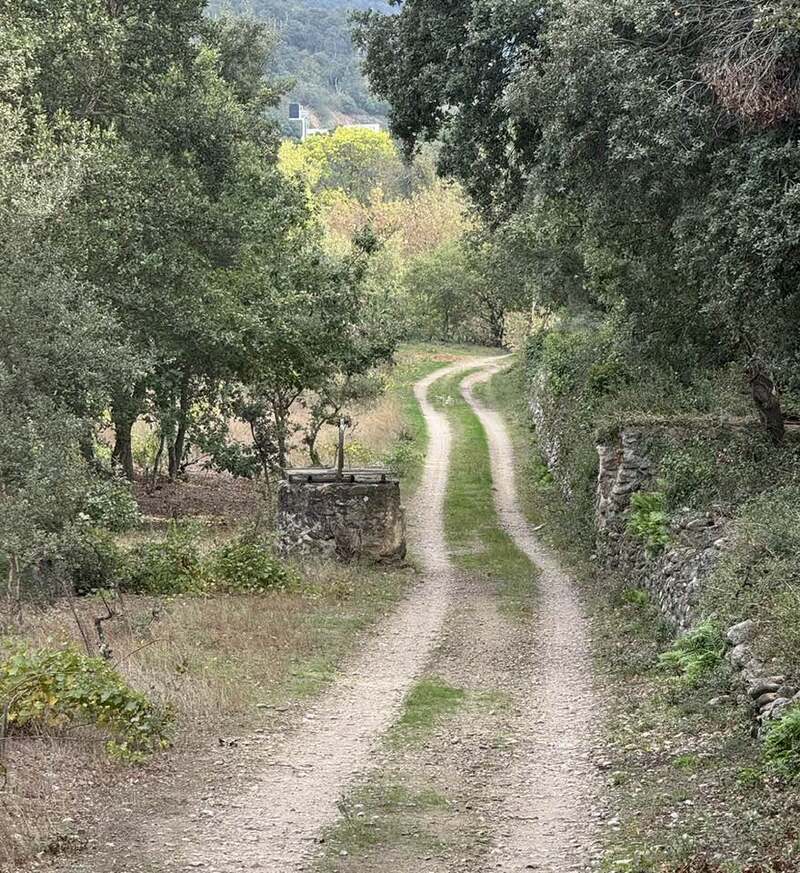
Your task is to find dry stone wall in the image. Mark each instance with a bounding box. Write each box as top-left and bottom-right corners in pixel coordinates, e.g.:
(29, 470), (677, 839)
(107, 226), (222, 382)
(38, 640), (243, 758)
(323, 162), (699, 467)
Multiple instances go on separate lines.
(528, 380), (798, 735)
(725, 620), (800, 737)
(277, 478), (406, 564)
(595, 427), (727, 630)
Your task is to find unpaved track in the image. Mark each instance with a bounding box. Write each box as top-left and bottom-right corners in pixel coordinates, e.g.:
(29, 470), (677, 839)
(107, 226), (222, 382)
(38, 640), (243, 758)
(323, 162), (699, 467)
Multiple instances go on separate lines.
(460, 361), (601, 872)
(164, 357), (488, 872)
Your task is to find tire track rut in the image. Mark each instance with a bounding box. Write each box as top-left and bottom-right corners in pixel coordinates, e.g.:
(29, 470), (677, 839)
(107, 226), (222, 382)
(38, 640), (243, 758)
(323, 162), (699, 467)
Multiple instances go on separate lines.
(460, 361), (602, 873)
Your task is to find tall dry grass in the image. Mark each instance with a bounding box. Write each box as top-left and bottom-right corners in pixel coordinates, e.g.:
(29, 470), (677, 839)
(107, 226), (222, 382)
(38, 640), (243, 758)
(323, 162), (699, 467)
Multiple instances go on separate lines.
(0, 560), (408, 869)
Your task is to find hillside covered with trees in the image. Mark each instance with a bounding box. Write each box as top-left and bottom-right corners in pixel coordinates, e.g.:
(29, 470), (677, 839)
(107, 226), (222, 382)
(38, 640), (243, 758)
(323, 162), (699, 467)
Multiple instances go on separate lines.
(209, 0), (392, 127)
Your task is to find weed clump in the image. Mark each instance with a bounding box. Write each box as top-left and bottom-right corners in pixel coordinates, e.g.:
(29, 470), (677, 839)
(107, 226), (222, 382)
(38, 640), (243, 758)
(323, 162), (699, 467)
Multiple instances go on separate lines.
(627, 491), (670, 556)
(704, 486), (800, 671)
(0, 643), (172, 762)
(763, 705), (800, 779)
(659, 620), (726, 686)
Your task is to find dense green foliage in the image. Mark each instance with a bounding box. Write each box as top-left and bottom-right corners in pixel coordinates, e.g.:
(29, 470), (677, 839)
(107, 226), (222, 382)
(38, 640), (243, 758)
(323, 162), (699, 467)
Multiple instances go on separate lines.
(1, 643), (173, 761)
(0, 0), (395, 607)
(119, 525), (297, 596)
(627, 492), (671, 557)
(357, 0), (800, 431)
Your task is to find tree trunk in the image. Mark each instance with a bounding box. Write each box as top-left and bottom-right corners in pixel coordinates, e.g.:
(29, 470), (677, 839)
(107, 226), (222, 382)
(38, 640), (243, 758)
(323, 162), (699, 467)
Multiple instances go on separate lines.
(307, 431), (323, 467)
(112, 386), (144, 481)
(6, 554), (21, 624)
(168, 373), (191, 480)
(749, 366), (785, 445)
(276, 413), (288, 473)
(149, 433), (165, 492)
(79, 424), (97, 468)
(112, 416), (135, 481)
(489, 306), (505, 348)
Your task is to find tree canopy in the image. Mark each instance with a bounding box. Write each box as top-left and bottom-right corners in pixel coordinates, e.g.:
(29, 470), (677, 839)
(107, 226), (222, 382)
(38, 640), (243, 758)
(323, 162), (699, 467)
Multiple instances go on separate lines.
(356, 0), (800, 434)
(0, 0), (397, 598)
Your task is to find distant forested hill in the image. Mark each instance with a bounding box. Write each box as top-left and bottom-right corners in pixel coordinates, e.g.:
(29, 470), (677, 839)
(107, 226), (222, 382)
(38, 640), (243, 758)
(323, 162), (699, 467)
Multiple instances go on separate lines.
(210, 0), (392, 127)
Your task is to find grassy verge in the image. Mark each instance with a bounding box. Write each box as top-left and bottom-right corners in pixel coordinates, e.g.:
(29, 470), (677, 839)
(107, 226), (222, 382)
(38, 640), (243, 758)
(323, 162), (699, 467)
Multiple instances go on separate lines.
(480, 358), (800, 872)
(0, 558), (410, 869)
(433, 370), (538, 617)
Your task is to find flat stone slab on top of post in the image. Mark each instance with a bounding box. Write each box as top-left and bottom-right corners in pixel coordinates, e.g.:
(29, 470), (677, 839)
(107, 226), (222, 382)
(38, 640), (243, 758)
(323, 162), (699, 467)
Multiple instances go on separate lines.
(277, 468), (406, 564)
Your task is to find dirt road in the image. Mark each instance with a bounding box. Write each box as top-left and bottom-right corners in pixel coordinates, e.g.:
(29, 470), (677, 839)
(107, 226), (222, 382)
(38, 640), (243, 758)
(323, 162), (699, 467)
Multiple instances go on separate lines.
(161, 357), (483, 873)
(50, 355), (602, 873)
(461, 361), (602, 872)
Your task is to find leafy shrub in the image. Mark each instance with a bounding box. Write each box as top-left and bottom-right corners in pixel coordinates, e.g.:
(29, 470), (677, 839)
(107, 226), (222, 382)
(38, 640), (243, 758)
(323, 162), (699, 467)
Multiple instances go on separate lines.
(120, 526), (296, 597)
(61, 528), (124, 594)
(659, 621), (726, 686)
(384, 438), (423, 479)
(0, 643), (172, 761)
(660, 446), (717, 509)
(83, 477), (140, 532)
(120, 523), (203, 595)
(627, 491), (670, 556)
(763, 705), (800, 779)
(204, 541), (297, 594)
(705, 486), (800, 668)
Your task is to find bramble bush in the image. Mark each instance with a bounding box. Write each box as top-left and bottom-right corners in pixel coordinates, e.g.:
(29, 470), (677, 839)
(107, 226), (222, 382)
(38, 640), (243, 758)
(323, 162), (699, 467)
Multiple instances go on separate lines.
(204, 540), (297, 594)
(120, 523), (204, 595)
(383, 437), (424, 480)
(61, 527), (124, 595)
(0, 643), (173, 762)
(119, 524), (297, 597)
(82, 477), (140, 533)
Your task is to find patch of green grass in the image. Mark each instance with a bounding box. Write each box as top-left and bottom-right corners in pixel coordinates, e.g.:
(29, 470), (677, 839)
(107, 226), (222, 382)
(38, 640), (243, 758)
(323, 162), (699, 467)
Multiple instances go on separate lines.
(316, 779), (449, 870)
(673, 754), (699, 770)
(434, 370), (539, 617)
(389, 677), (466, 745)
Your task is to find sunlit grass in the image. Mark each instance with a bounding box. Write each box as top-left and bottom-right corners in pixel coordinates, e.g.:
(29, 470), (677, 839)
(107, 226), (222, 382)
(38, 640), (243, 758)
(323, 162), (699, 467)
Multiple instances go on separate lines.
(434, 371), (539, 617)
